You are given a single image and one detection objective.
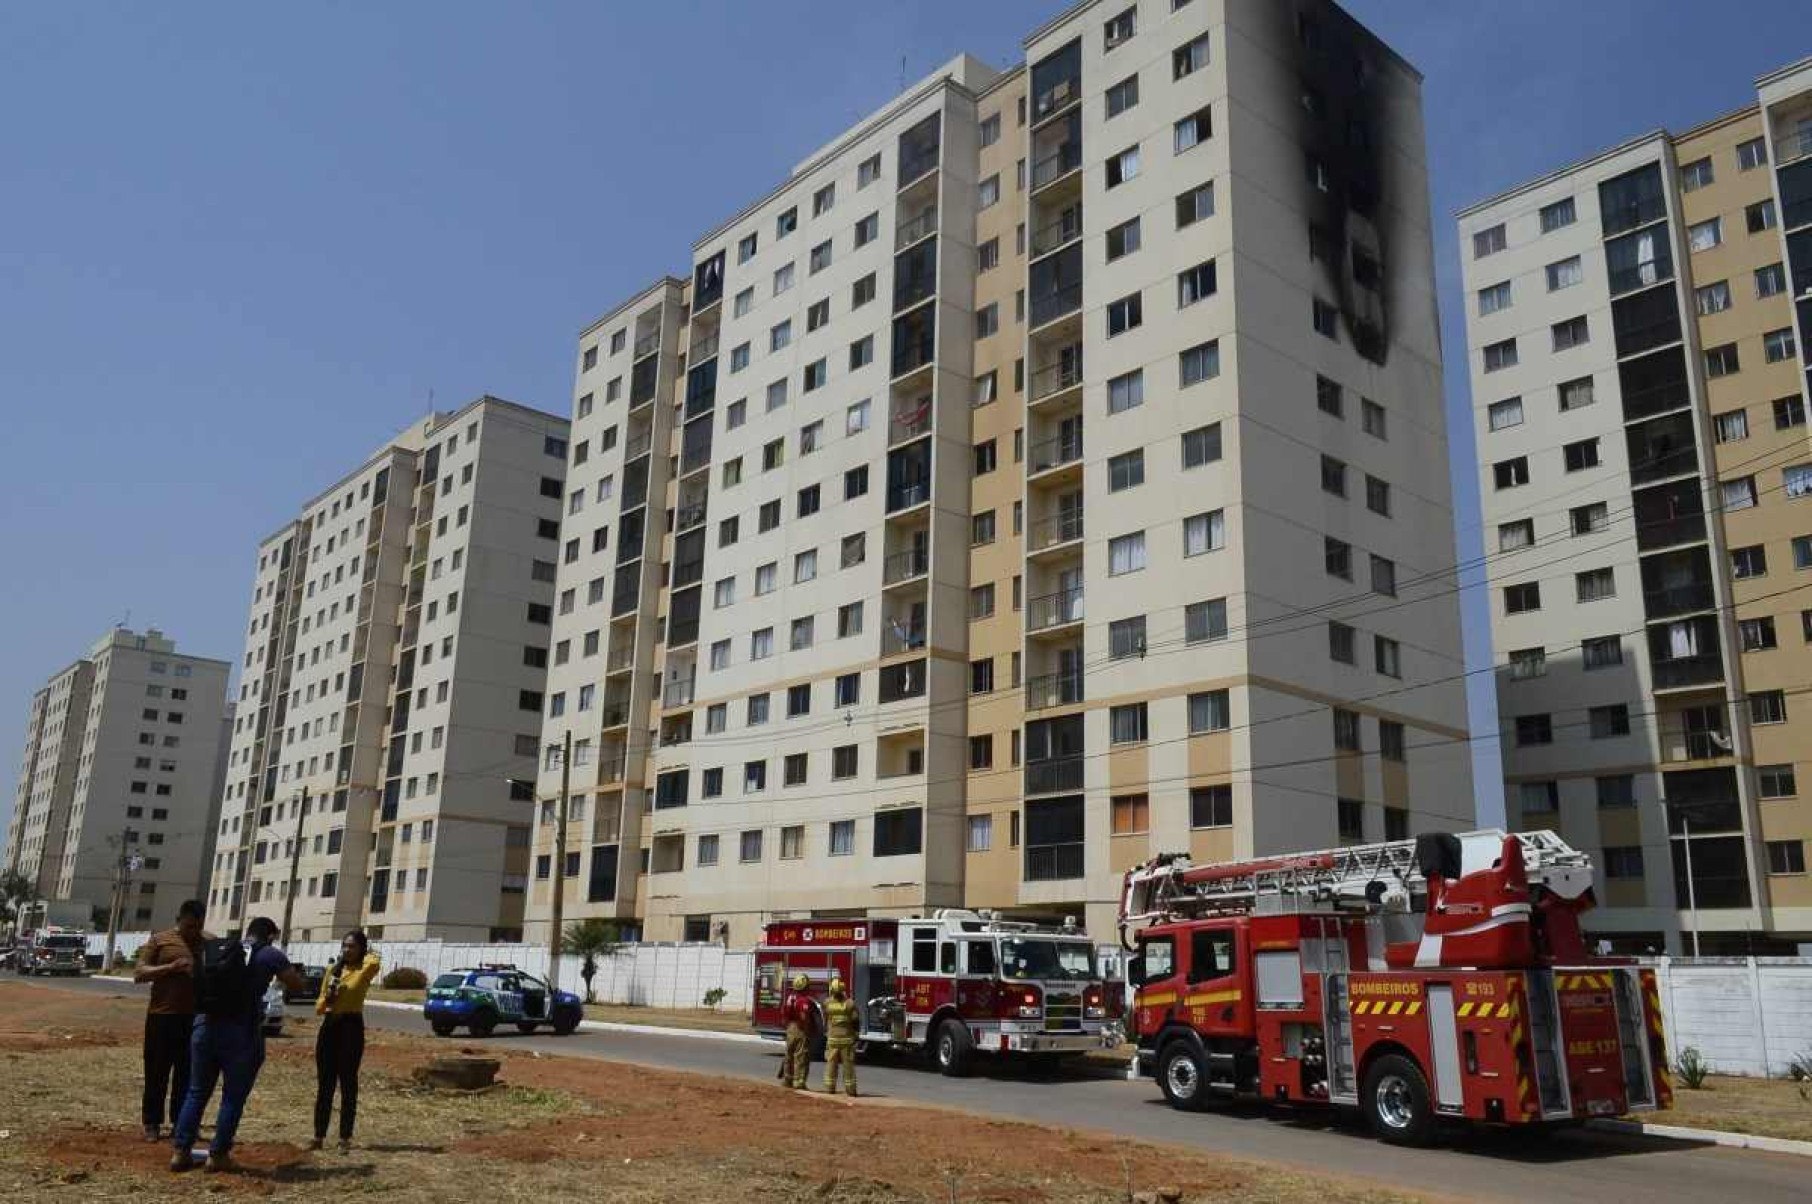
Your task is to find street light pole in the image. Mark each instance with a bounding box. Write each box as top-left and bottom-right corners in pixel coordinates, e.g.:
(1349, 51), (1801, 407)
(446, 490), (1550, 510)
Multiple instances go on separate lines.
(280, 787), (308, 939)
(549, 729), (572, 993)
(1678, 811), (1702, 958)
(100, 824), (140, 973)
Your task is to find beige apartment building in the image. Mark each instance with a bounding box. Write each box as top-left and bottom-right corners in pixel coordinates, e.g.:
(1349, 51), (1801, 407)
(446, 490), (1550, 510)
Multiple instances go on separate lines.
(204, 396), (570, 942)
(1460, 60), (1812, 955)
(5, 628), (230, 930)
(530, 0), (1473, 946)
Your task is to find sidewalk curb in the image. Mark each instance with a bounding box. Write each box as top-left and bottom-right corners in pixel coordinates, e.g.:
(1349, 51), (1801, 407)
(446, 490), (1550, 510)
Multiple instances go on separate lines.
(1586, 1117), (1812, 1157)
(362, 998), (768, 1044)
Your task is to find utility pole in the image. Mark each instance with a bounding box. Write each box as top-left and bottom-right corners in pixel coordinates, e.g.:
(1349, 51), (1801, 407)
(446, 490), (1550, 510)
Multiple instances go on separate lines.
(280, 787), (308, 939)
(1679, 810), (1702, 959)
(100, 825), (140, 973)
(233, 800), (263, 939)
(549, 729), (573, 993)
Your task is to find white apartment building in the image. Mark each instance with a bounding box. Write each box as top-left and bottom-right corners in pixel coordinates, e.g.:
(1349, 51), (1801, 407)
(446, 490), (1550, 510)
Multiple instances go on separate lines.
(5, 628), (230, 930)
(205, 396), (570, 942)
(532, 0), (1472, 947)
(1460, 59), (1812, 954)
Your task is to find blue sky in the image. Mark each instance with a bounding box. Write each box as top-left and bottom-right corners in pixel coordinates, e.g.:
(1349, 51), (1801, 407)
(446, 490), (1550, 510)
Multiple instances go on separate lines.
(1, 1), (1804, 838)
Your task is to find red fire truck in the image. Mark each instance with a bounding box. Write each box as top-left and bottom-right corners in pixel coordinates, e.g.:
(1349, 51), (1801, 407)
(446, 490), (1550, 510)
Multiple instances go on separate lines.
(1118, 829), (1671, 1145)
(752, 910), (1119, 1075)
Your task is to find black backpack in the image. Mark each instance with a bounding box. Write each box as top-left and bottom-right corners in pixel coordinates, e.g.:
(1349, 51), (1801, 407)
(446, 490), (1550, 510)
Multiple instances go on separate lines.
(195, 938), (249, 1017)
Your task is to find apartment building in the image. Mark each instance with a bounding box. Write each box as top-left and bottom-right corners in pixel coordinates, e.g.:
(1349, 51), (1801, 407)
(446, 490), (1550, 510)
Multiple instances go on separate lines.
(1460, 59), (1812, 955)
(530, 0), (1472, 945)
(4, 628), (229, 930)
(204, 396), (570, 942)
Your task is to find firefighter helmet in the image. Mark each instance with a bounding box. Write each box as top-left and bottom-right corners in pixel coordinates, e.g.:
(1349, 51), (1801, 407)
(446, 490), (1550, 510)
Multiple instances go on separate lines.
(829, 977), (845, 995)
(791, 973), (809, 990)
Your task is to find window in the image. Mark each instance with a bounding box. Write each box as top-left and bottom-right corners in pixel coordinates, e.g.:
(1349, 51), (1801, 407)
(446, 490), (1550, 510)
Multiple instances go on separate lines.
(1312, 299), (1338, 338)
(1177, 260), (1216, 308)
(1764, 328), (1798, 363)
(1106, 217), (1141, 261)
(874, 808), (923, 857)
(1722, 476), (1757, 510)
(1551, 315), (1588, 351)
(770, 319), (791, 352)
(1776, 396), (1807, 430)
(789, 617), (814, 652)
(1585, 704), (1630, 740)
(974, 304), (998, 340)
(1789, 464), (1812, 499)
(1175, 181), (1214, 227)
(1731, 545), (1767, 578)
(739, 829), (764, 863)
(1108, 369), (1144, 413)
(1739, 616), (1777, 652)
(1679, 157), (1714, 191)
(1185, 598), (1228, 644)
(1108, 449), (1144, 492)
(1107, 292), (1142, 336)
(776, 206), (797, 237)
(1539, 197), (1576, 232)
(1372, 635), (1401, 678)
(772, 263), (794, 294)
(1109, 616), (1147, 660)
(1370, 554), (1396, 596)
(1365, 475), (1390, 516)
(1508, 648), (1548, 683)
(1494, 456), (1529, 489)
(1181, 423), (1221, 468)
(1188, 690), (1230, 734)
(803, 358), (827, 391)
(729, 342), (750, 372)
(969, 584), (995, 620)
(1694, 280), (1732, 315)
(1110, 703), (1148, 745)
(972, 510), (997, 544)
(978, 113), (1000, 147)
(835, 672), (860, 707)
(974, 439), (997, 475)
(1687, 217), (1722, 252)
(1191, 785), (1232, 829)
(1110, 794), (1149, 836)
(1360, 399), (1387, 439)
(1558, 376), (1594, 411)
(1571, 502), (1609, 535)
(1325, 537), (1352, 578)
(1759, 764), (1797, 799)
(1751, 690), (1787, 724)
(1473, 223), (1506, 258)
(1715, 409), (1750, 443)
(1173, 32), (1209, 78)
(1504, 582), (1541, 614)
(1183, 510), (1224, 556)
(796, 484), (820, 518)
(726, 400), (746, 431)
(1576, 566), (1616, 602)
(1756, 263), (1786, 298)
(978, 174), (1000, 209)
(1487, 397), (1523, 431)
(1106, 73), (1139, 117)
(1179, 341), (1219, 386)
(1108, 531), (1145, 575)
(1174, 106), (1212, 152)
(1477, 281), (1511, 314)
(1332, 708), (1361, 752)
(1106, 145), (1140, 188)
(970, 658), (995, 694)
(1515, 714), (1553, 746)
(737, 232), (758, 263)
(1796, 535), (1812, 570)
(977, 238), (999, 272)
(1768, 841), (1807, 876)
(1563, 438), (1600, 472)
(1328, 621), (1356, 664)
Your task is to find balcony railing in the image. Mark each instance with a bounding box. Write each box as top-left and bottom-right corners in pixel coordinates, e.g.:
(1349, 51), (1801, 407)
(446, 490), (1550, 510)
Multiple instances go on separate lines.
(606, 644), (635, 673)
(624, 432), (652, 460)
(883, 546), (929, 584)
(599, 705), (630, 729)
(1026, 671), (1084, 710)
(1779, 127), (1812, 165)
(1660, 728), (1732, 763)
(896, 208), (938, 249)
(1032, 77), (1079, 123)
(597, 754), (628, 785)
(689, 331), (719, 364)
(1643, 583), (1715, 618)
(1650, 656), (1724, 689)
(1027, 586), (1084, 632)
(633, 330), (660, 359)
(899, 146), (939, 187)
(672, 556), (705, 589)
(1029, 511), (1084, 551)
(1024, 842), (1085, 882)
(1029, 431), (1083, 475)
(1602, 195), (1668, 238)
(1030, 284), (1082, 328)
(1031, 142), (1082, 190)
(1025, 756), (1084, 796)
(1030, 209), (1083, 258)
(890, 407), (931, 443)
(1030, 353), (1083, 401)
(1636, 512), (1705, 551)
(677, 502), (707, 531)
(886, 481), (930, 512)
(881, 621), (926, 655)
(891, 338), (935, 378)
(662, 676), (696, 708)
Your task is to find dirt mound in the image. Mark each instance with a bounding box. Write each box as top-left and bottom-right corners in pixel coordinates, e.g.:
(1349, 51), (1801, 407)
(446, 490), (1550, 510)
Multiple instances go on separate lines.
(29, 1125), (309, 1192)
(0, 1025), (123, 1052)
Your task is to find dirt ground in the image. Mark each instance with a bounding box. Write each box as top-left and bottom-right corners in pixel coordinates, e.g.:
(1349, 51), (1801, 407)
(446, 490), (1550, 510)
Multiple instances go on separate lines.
(1665, 1074), (1812, 1143)
(0, 982), (1418, 1203)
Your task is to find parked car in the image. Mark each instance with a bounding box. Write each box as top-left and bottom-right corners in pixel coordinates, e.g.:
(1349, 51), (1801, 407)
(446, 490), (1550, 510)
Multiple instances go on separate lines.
(262, 979), (287, 1036)
(423, 965), (582, 1037)
(286, 963), (327, 1004)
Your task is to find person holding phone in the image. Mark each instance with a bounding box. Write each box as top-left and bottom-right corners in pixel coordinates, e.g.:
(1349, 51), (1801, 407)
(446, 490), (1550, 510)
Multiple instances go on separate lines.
(133, 899), (207, 1141)
(311, 930), (380, 1152)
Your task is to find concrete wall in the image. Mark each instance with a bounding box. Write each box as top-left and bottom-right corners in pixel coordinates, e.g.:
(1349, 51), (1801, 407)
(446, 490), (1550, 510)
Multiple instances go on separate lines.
(1651, 956), (1812, 1077)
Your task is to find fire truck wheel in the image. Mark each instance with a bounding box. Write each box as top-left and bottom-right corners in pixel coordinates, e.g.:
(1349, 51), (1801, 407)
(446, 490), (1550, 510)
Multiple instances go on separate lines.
(933, 1019), (973, 1077)
(1158, 1043), (1209, 1111)
(1363, 1053), (1436, 1146)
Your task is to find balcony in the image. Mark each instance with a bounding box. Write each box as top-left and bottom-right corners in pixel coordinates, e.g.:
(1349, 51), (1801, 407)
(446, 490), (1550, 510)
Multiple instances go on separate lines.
(1031, 141), (1082, 191)
(1660, 726), (1733, 764)
(598, 704), (630, 730)
(676, 499), (707, 532)
(633, 330), (660, 360)
(881, 616), (926, 655)
(1024, 756), (1084, 796)
(1027, 586), (1084, 633)
(1030, 284), (1082, 330)
(1650, 656), (1723, 690)
(661, 673), (696, 709)
(630, 356), (660, 407)
(624, 430), (653, 461)
(889, 399), (932, 444)
(1030, 207), (1083, 259)
(1025, 842), (1085, 882)
(597, 752), (628, 786)
(883, 546), (929, 585)
(1643, 581), (1714, 619)
(886, 479), (930, 512)
(1029, 350), (1083, 403)
(878, 658), (926, 704)
(896, 207), (938, 250)
(890, 309), (936, 377)
(658, 715), (692, 748)
(1028, 429), (1083, 477)
(1031, 74), (1080, 125)
(1026, 671), (1084, 710)
(898, 113), (940, 188)
(1028, 510), (1083, 553)
(606, 643), (635, 674)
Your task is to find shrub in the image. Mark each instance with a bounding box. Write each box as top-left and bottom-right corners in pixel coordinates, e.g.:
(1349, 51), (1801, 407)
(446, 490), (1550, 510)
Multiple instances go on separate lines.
(1675, 1046), (1711, 1090)
(1789, 1051), (1812, 1101)
(703, 987), (728, 1010)
(382, 966), (428, 991)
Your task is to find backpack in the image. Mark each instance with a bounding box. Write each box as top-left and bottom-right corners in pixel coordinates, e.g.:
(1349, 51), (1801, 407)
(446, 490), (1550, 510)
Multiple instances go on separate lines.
(195, 938), (250, 1017)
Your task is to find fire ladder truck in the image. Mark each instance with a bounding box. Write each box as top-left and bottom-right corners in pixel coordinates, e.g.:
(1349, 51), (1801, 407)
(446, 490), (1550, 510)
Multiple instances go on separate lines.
(1118, 828), (1671, 1144)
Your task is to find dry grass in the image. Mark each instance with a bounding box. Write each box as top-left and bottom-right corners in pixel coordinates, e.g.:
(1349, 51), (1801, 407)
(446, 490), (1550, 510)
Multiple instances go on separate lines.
(1665, 1073), (1812, 1143)
(0, 982), (1423, 1203)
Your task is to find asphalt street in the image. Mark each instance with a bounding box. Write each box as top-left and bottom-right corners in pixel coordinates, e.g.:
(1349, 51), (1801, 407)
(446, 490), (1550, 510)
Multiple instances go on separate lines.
(21, 974), (1804, 1202)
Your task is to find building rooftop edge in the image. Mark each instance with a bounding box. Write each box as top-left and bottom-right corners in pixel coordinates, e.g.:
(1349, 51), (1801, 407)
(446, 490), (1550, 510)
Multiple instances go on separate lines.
(1757, 55), (1812, 88)
(1455, 129), (1670, 220)
(579, 276), (688, 340)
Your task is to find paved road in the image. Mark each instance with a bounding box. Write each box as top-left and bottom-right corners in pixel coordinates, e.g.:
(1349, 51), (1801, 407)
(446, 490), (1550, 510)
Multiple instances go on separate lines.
(22, 975), (1804, 1202)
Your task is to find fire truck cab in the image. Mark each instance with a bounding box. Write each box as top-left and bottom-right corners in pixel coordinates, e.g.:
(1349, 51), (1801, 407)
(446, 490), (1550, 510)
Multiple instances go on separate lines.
(1121, 830), (1671, 1145)
(753, 909), (1119, 1076)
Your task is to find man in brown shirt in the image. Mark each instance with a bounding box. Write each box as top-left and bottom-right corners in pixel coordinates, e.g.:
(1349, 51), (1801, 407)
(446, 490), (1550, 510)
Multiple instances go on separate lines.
(134, 899), (206, 1141)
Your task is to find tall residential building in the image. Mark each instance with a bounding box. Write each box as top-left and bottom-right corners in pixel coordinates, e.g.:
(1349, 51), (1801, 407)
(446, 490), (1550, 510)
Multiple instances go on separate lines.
(1460, 60), (1812, 955)
(531, 0), (1472, 946)
(4, 628), (230, 930)
(204, 396), (570, 943)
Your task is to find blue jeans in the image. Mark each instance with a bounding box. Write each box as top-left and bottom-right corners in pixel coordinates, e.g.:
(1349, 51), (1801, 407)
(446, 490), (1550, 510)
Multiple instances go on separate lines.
(171, 1017), (262, 1157)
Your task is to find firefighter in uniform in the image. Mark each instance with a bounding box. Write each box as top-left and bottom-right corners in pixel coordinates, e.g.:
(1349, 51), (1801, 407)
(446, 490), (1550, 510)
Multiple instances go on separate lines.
(821, 977), (859, 1097)
(780, 974), (816, 1089)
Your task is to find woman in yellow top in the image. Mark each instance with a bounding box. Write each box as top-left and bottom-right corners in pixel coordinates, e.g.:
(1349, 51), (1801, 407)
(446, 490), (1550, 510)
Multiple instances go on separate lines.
(311, 930), (380, 1152)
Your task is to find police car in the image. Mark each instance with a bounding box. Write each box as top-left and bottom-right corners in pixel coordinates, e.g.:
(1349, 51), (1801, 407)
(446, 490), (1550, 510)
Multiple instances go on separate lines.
(423, 964), (583, 1037)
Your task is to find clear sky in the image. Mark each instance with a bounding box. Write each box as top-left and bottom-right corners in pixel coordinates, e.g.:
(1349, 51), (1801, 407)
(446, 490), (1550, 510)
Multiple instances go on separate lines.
(2, 1), (1804, 840)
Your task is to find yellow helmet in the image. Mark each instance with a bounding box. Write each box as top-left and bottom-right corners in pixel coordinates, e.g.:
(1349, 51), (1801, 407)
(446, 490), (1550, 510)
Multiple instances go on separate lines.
(792, 973), (809, 990)
(829, 977), (845, 994)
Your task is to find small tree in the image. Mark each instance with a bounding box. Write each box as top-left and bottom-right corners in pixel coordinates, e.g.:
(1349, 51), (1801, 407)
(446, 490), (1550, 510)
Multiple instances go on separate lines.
(563, 918), (625, 1003)
(1676, 1046), (1711, 1090)
(0, 868), (35, 938)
